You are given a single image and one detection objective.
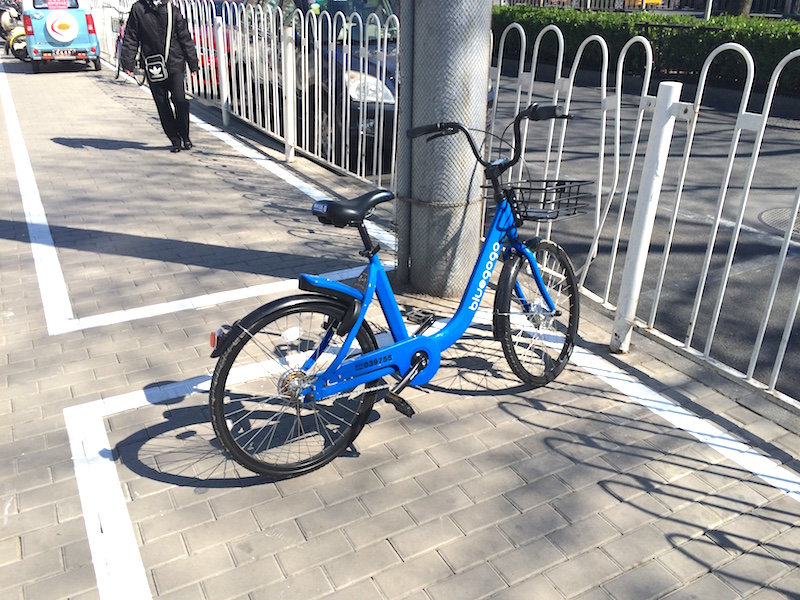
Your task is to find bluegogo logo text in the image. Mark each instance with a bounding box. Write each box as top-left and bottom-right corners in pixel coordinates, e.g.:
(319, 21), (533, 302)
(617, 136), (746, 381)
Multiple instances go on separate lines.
(469, 242), (501, 311)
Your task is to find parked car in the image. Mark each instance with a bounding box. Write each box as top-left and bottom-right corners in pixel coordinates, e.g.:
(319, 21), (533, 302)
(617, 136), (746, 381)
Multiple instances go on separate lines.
(21, 0), (100, 73)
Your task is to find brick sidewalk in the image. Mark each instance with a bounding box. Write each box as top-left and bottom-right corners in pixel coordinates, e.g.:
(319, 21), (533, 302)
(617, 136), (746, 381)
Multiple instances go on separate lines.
(1, 56), (800, 600)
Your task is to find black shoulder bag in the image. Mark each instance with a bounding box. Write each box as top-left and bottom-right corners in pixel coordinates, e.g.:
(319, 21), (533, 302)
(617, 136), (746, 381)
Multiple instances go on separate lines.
(144, 4), (172, 84)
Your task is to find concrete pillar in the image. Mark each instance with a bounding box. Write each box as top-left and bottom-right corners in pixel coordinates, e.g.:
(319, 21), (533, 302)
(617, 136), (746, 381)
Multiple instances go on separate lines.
(395, 0), (492, 297)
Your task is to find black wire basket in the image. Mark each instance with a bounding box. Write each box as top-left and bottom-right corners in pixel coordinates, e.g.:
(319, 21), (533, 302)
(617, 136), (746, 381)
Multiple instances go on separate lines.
(486, 179), (593, 222)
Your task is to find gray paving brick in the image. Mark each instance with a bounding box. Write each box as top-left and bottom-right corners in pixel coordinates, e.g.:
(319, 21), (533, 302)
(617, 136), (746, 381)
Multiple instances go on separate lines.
(296, 498), (367, 539)
(653, 503), (725, 546)
(323, 540), (401, 589)
(467, 441), (529, 474)
(0, 549), (63, 595)
(360, 477), (426, 516)
(228, 520), (305, 564)
(277, 529), (352, 575)
(315, 469), (383, 506)
(601, 493), (671, 533)
(343, 506), (416, 549)
(139, 534), (189, 570)
(416, 460), (481, 494)
(21, 562), (97, 600)
(705, 512), (782, 555)
(426, 563), (506, 600)
(21, 517), (87, 558)
(139, 500), (215, 543)
(183, 509), (260, 553)
(323, 579), (385, 600)
(373, 552), (453, 600)
(603, 560), (681, 600)
(248, 567), (332, 600)
(546, 549), (622, 598)
(404, 485), (473, 525)
(548, 514), (621, 558)
(373, 451), (439, 485)
(498, 504), (569, 546)
(512, 451), (575, 483)
(202, 557), (284, 600)
(152, 545), (235, 594)
(490, 537), (566, 585)
(439, 527), (513, 573)
(661, 573), (741, 600)
(460, 466), (525, 503)
(450, 495), (520, 535)
(715, 547), (792, 596)
(250, 490), (324, 528)
(427, 436), (488, 467)
(551, 484), (622, 523)
(489, 574), (565, 600)
(390, 516), (463, 560)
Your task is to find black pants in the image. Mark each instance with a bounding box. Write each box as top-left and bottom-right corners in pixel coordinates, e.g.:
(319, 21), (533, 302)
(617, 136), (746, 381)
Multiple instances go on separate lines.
(151, 71), (190, 146)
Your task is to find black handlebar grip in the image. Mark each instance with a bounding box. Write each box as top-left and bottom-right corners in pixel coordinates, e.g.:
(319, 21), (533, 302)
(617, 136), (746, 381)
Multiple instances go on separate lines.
(525, 104), (566, 121)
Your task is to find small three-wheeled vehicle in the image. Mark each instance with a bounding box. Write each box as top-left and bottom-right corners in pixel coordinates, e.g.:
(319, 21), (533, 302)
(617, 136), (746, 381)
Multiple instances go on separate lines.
(22, 0), (99, 73)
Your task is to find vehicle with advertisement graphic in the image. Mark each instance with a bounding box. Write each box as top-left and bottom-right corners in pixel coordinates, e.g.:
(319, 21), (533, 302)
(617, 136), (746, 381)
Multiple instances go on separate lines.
(21, 0), (100, 73)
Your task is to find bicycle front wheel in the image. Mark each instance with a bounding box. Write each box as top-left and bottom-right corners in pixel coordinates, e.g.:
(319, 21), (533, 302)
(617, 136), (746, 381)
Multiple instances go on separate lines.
(209, 297), (380, 479)
(495, 239), (579, 386)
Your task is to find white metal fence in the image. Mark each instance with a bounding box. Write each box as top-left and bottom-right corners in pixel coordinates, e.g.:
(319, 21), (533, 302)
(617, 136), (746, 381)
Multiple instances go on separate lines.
(489, 23), (800, 407)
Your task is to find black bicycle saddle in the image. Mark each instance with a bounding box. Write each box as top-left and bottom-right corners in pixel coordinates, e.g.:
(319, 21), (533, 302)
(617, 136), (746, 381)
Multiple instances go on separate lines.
(312, 189), (394, 228)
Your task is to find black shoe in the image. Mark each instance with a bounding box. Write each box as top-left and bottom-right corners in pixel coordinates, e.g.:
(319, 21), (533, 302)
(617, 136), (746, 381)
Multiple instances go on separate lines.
(171, 145), (181, 153)
(182, 139), (193, 150)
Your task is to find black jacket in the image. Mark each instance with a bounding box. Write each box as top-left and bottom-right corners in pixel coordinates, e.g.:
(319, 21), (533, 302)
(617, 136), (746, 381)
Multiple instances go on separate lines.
(120, 0), (198, 75)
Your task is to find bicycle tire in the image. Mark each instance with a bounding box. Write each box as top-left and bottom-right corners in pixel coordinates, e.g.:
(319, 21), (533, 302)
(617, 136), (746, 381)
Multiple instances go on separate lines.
(495, 239), (579, 386)
(209, 296), (380, 478)
(115, 37), (122, 79)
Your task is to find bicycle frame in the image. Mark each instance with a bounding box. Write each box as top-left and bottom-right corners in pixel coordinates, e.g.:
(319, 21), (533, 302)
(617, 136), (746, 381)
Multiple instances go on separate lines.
(301, 192), (556, 402)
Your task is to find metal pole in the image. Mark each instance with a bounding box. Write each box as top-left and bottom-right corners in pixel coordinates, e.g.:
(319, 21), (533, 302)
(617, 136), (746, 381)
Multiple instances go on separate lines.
(282, 24), (296, 162)
(610, 81), (682, 353)
(705, 0), (713, 20)
(214, 16), (230, 128)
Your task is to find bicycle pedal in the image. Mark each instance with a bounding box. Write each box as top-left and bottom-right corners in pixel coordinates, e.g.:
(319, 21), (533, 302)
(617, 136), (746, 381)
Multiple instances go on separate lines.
(384, 391), (415, 417)
(404, 308), (436, 325)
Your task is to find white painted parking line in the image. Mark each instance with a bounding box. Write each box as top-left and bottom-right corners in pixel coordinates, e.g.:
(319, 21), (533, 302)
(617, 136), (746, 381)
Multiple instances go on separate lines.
(0, 59), (74, 333)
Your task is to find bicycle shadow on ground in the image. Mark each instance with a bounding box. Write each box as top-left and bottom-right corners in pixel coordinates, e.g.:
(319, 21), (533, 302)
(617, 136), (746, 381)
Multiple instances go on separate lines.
(114, 401), (273, 489)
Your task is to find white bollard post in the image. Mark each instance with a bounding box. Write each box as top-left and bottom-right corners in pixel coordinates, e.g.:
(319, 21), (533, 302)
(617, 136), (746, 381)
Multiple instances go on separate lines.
(214, 17), (230, 128)
(282, 25), (296, 162)
(610, 81), (682, 353)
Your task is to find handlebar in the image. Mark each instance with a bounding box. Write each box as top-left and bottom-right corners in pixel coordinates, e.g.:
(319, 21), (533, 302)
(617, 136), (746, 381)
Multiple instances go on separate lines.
(407, 103), (567, 181)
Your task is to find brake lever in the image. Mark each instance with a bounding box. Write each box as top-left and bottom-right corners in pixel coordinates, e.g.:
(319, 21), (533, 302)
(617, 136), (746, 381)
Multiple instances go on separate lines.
(425, 126), (459, 142)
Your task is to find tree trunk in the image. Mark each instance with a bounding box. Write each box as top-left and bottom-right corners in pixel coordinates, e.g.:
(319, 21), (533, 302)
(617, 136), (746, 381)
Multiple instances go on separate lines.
(726, 0), (753, 16)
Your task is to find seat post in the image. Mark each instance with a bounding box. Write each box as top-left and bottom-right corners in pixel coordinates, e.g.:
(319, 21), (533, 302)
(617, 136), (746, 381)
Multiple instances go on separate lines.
(357, 224), (379, 258)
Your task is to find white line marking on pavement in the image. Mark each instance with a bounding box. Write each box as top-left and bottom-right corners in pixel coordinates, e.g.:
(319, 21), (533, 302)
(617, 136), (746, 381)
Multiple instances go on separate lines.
(63, 376), (211, 600)
(0, 59), (74, 332)
(571, 346), (800, 502)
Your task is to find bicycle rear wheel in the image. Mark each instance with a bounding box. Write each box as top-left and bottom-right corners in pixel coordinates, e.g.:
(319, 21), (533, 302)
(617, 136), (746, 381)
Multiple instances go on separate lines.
(495, 239), (579, 385)
(209, 296), (380, 478)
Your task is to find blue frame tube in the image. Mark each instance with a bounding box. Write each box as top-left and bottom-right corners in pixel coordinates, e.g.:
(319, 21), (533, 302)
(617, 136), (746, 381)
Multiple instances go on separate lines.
(301, 197), (561, 400)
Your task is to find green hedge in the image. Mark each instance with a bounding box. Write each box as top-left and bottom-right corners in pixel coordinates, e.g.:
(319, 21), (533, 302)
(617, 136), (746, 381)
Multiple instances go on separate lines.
(492, 6), (800, 96)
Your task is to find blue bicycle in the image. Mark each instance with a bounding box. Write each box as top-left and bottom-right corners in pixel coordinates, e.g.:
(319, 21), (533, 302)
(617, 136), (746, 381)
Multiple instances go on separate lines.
(209, 104), (581, 478)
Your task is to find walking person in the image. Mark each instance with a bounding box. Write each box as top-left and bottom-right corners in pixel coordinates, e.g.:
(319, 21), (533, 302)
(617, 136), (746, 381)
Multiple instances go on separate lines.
(121, 0), (199, 152)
